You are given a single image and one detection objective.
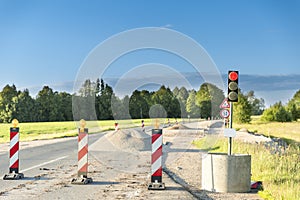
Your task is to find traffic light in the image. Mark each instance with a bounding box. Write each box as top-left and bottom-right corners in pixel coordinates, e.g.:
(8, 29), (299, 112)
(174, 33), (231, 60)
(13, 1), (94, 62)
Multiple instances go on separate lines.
(227, 70), (239, 102)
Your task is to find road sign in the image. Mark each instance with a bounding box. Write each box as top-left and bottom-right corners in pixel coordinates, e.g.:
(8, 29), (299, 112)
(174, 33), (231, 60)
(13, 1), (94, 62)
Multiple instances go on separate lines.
(220, 109), (230, 118)
(224, 128), (236, 137)
(220, 98), (230, 109)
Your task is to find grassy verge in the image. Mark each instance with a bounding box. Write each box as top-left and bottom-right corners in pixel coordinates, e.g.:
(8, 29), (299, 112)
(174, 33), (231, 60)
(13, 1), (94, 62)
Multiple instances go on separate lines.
(0, 119), (157, 143)
(0, 118), (187, 143)
(193, 135), (300, 199)
(233, 116), (300, 144)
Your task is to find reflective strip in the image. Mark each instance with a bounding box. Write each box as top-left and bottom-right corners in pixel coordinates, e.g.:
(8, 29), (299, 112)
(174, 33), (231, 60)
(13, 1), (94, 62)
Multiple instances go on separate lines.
(78, 135), (88, 151)
(78, 154), (88, 172)
(152, 135), (162, 154)
(151, 156), (162, 175)
(10, 151), (18, 168)
(152, 145), (162, 164)
(10, 132), (19, 150)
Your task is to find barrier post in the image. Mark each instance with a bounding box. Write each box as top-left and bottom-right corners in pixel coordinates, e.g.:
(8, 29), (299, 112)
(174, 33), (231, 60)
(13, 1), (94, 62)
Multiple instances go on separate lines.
(71, 119), (93, 184)
(114, 122), (119, 131)
(3, 119), (24, 180)
(141, 120), (145, 132)
(148, 128), (165, 190)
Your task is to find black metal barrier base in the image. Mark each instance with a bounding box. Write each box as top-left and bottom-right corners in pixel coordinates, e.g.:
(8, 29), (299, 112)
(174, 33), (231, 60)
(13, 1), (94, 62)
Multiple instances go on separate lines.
(3, 172), (24, 180)
(71, 176), (93, 185)
(148, 181), (165, 190)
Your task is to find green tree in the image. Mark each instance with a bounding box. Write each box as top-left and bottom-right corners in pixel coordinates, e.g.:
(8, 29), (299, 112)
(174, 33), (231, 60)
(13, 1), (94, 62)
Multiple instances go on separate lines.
(287, 90), (300, 120)
(246, 90), (265, 115)
(15, 89), (36, 122)
(0, 84), (19, 122)
(36, 86), (52, 121)
(58, 92), (73, 121)
(98, 83), (114, 120)
(186, 90), (200, 118)
(129, 90), (149, 119)
(36, 86), (65, 122)
(261, 102), (292, 122)
(176, 87), (189, 118)
(286, 101), (298, 121)
(122, 95), (130, 119)
(78, 79), (95, 97)
(152, 86), (180, 118)
(173, 87), (179, 97)
(233, 92), (252, 123)
(196, 84), (210, 119)
(196, 83), (224, 119)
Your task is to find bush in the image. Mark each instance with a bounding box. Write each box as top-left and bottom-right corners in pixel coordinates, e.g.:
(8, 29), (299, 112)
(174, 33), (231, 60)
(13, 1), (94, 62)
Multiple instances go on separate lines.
(262, 102), (292, 122)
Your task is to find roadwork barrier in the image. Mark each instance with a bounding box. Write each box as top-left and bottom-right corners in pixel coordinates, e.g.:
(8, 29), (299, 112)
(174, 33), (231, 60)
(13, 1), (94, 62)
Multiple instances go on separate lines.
(148, 129), (165, 190)
(3, 119), (24, 180)
(71, 119), (93, 185)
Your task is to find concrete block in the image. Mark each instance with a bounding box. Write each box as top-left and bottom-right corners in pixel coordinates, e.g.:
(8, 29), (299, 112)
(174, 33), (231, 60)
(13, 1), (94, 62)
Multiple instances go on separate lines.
(202, 153), (251, 193)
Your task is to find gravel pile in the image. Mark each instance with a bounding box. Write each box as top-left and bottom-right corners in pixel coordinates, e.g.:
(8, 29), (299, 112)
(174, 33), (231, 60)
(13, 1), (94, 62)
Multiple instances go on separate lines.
(102, 129), (152, 152)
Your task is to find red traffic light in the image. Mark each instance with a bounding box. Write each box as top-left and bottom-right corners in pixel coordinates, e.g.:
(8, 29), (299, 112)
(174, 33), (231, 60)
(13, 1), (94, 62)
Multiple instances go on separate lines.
(227, 70), (239, 102)
(228, 71), (238, 81)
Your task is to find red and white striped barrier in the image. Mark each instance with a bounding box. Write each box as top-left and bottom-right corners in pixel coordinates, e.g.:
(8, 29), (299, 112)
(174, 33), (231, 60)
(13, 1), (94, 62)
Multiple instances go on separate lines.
(77, 130), (88, 177)
(115, 122), (119, 131)
(148, 129), (165, 190)
(141, 120), (145, 132)
(71, 120), (92, 184)
(3, 119), (24, 180)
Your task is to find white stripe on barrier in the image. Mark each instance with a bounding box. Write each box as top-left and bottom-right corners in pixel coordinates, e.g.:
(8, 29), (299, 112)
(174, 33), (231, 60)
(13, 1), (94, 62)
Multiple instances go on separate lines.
(78, 135), (88, 150)
(151, 156), (162, 175)
(78, 154), (88, 171)
(10, 132), (19, 149)
(152, 135), (162, 154)
(9, 151), (18, 167)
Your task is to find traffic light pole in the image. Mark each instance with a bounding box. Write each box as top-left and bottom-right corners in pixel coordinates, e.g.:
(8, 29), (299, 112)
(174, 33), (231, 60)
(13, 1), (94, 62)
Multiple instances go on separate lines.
(228, 102), (233, 155)
(227, 70), (238, 156)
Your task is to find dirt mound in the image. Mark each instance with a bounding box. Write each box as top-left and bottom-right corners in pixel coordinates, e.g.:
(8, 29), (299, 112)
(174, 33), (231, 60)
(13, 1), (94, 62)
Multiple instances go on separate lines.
(239, 128), (249, 132)
(165, 124), (191, 130)
(235, 131), (272, 144)
(103, 129), (151, 151)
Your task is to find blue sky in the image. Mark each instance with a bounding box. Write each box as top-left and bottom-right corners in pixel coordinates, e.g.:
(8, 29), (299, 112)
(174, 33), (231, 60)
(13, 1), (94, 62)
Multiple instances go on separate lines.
(0, 0), (299, 105)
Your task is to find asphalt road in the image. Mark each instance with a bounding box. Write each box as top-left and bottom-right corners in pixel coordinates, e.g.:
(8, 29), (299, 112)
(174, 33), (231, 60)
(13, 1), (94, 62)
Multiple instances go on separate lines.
(0, 133), (105, 192)
(0, 122), (228, 200)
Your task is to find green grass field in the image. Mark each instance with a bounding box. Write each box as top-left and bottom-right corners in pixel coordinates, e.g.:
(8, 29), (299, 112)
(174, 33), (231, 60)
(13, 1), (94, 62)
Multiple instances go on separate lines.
(193, 117), (300, 200)
(0, 118), (181, 143)
(233, 116), (300, 144)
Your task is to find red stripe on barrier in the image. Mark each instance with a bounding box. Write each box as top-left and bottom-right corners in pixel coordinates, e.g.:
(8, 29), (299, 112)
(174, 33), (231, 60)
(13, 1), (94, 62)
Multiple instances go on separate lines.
(10, 142), (19, 157)
(151, 145), (162, 164)
(10, 131), (18, 140)
(152, 134), (161, 143)
(78, 163), (88, 173)
(152, 167), (162, 176)
(78, 145), (88, 160)
(78, 133), (86, 141)
(10, 160), (19, 169)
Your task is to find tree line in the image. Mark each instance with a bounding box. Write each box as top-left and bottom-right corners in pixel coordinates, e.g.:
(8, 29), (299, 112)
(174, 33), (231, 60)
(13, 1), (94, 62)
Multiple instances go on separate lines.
(0, 78), (298, 123)
(261, 90), (300, 122)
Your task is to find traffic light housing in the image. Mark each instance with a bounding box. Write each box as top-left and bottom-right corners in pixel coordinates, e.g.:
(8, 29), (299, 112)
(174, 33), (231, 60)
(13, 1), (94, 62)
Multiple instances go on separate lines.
(227, 70), (239, 102)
